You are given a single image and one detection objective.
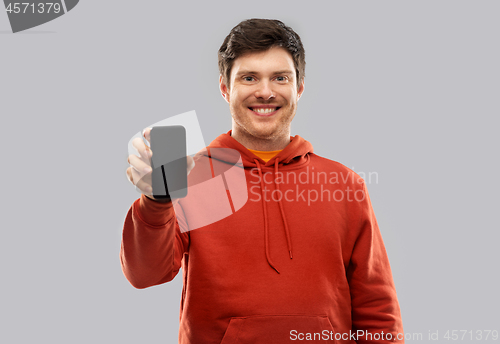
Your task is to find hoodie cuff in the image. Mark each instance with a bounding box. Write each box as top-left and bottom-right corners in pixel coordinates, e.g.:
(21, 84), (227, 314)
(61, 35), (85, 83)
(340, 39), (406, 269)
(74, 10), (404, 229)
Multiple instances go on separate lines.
(134, 194), (175, 227)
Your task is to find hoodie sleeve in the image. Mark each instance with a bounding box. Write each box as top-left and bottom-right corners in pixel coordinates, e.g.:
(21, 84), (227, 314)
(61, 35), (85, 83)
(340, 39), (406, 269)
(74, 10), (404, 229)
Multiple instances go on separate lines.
(346, 182), (404, 343)
(120, 194), (189, 289)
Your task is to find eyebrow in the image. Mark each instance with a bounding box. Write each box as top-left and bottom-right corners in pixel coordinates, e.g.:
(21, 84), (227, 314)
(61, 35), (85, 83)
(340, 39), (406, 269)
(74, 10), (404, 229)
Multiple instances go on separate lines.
(235, 70), (295, 76)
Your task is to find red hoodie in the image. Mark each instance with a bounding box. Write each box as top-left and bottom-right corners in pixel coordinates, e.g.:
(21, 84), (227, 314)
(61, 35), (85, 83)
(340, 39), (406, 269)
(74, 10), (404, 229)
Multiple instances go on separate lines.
(120, 131), (404, 343)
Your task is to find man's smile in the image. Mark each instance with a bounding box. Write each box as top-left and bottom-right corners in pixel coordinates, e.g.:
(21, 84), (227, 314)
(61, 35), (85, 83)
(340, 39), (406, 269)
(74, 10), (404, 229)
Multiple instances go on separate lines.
(248, 105), (281, 116)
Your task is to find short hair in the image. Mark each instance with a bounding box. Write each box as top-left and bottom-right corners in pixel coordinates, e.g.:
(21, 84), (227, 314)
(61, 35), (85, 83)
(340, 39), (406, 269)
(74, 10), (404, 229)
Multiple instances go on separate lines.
(218, 18), (306, 90)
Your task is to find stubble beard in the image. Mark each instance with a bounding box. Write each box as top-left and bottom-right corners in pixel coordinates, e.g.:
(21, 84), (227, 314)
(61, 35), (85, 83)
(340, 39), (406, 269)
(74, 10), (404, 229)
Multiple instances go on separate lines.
(231, 103), (296, 141)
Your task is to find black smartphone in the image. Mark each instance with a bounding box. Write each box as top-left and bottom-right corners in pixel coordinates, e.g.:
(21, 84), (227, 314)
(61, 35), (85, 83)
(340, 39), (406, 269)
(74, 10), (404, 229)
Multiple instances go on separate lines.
(149, 125), (188, 199)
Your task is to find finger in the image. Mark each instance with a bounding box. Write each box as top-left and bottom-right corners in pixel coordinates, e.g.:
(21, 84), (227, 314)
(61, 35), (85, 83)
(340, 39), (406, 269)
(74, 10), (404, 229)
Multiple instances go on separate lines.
(143, 128), (152, 144)
(135, 178), (153, 196)
(129, 166), (153, 195)
(128, 159), (152, 188)
(132, 137), (151, 160)
(126, 167), (134, 184)
(128, 164), (142, 185)
(142, 128), (153, 159)
(128, 154), (152, 176)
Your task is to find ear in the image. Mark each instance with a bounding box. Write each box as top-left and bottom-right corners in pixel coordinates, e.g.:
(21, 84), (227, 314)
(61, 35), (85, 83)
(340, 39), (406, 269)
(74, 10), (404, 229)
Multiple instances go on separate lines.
(297, 78), (305, 100)
(219, 75), (230, 103)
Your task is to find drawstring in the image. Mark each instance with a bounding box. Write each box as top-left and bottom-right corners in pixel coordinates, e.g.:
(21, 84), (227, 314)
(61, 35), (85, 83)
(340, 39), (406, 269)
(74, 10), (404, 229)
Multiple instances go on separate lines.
(275, 159), (293, 259)
(254, 158), (293, 274)
(254, 159), (280, 274)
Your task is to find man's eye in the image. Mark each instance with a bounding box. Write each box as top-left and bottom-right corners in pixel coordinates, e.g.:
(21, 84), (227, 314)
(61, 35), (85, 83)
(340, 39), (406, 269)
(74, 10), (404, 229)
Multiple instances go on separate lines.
(243, 76), (255, 82)
(275, 76), (288, 82)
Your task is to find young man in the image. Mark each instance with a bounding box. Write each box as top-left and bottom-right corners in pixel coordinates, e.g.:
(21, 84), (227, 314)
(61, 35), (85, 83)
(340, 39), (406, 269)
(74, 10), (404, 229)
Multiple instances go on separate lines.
(123, 19), (404, 344)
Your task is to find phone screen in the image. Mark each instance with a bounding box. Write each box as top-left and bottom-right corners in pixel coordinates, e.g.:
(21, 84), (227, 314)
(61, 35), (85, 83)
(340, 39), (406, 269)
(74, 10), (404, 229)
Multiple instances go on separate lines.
(150, 125), (188, 199)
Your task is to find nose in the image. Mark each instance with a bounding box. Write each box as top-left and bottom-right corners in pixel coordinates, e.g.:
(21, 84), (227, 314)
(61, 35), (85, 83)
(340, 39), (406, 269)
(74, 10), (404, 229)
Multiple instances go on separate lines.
(254, 80), (275, 100)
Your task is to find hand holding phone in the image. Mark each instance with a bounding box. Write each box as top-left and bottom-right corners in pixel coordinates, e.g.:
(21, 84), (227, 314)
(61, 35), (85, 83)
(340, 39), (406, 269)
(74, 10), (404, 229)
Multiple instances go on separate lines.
(126, 126), (194, 202)
(150, 125), (189, 200)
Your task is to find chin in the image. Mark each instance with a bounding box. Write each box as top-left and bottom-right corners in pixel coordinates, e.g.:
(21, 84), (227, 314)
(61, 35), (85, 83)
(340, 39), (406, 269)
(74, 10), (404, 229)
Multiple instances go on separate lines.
(248, 127), (283, 140)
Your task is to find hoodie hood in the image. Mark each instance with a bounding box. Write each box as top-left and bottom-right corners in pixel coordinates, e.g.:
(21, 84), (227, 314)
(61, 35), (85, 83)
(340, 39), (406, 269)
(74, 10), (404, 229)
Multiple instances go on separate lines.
(201, 130), (314, 274)
(206, 130), (314, 168)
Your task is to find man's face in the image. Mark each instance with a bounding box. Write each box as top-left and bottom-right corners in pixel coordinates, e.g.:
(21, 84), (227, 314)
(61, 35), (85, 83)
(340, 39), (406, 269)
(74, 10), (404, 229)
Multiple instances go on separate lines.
(220, 47), (305, 141)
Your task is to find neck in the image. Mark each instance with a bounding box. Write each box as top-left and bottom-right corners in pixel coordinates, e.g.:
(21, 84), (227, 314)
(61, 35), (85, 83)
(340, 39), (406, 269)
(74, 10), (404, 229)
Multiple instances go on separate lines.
(231, 126), (291, 151)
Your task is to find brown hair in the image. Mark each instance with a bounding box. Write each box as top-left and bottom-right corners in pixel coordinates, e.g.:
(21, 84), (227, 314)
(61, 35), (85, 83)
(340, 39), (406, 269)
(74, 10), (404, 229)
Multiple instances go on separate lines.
(218, 19), (306, 90)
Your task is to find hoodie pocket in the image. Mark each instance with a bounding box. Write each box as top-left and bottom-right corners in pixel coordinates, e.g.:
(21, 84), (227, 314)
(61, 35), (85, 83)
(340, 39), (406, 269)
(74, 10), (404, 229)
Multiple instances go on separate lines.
(220, 314), (336, 344)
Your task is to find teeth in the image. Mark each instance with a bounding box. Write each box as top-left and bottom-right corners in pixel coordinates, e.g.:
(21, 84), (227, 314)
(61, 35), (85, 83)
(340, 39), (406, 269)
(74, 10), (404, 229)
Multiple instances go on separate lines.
(252, 108), (277, 114)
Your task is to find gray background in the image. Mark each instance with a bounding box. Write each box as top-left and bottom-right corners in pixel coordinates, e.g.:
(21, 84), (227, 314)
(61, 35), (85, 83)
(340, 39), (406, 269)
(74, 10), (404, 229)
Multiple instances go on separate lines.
(1, 1), (498, 343)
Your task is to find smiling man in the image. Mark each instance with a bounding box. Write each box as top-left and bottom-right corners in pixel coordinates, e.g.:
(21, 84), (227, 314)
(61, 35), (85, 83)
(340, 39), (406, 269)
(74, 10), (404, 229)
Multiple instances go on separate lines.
(122, 19), (404, 343)
(221, 45), (303, 151)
